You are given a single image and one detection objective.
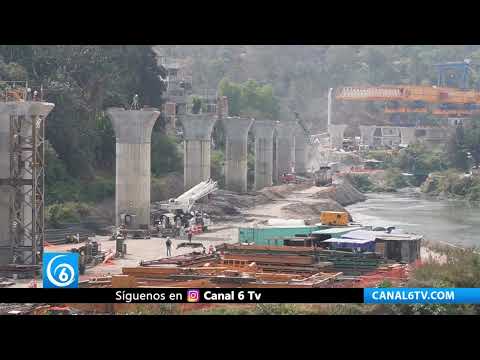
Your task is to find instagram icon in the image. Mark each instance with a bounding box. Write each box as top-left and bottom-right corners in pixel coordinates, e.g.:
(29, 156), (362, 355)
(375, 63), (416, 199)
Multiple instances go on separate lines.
(187, 289), (200, 303)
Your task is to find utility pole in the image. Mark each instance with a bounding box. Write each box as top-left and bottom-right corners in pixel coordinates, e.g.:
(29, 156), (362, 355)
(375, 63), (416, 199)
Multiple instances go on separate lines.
(327, 88), (333, 127)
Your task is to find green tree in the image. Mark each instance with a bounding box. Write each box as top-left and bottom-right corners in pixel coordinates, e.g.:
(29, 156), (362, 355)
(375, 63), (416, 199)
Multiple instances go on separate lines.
(464, 120), (480, 167)
(218, 78), (279, 119)
(218, 78), (242, 116)
(191, 96), (202, 114)
(447, 125), (469, 171)
(151, 135), (183, 176)
(0, 45), (166, 180)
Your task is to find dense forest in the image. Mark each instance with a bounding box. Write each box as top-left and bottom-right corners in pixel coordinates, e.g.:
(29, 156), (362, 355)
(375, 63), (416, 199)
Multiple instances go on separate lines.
(158, 45), (480, 128)
(3, 45), (480, 216)
(0, 45), (182, 210)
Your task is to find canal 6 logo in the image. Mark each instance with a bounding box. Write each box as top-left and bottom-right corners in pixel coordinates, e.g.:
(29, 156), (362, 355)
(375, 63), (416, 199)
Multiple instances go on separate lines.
(43, 253), (79, 288)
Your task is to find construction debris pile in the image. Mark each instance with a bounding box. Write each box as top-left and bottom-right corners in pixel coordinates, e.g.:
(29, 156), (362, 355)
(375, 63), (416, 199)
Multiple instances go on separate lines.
(80, 241), (411, 289)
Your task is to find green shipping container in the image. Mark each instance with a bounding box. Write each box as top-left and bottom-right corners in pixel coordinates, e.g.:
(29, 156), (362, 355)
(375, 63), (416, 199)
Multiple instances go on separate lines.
(238, 225), (325, 246)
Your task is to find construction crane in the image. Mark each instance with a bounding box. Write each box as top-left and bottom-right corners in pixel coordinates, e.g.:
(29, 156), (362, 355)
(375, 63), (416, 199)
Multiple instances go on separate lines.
(153, 179), (218, 236)
(159, 179), (218, 214)
(336, 60), (480, 118)
(295, 113), (333, 186)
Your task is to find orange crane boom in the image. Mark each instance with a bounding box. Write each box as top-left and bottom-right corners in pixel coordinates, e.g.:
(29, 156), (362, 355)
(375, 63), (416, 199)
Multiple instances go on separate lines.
(336, 85), (480, 117)
(336, 85), (480, 105)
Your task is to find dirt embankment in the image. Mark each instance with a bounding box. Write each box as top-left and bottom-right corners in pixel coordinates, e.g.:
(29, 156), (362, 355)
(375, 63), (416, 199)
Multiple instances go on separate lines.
(310, 178), (367, 206)
(196, 183), (314, 221)
(202, 180), (366, 223)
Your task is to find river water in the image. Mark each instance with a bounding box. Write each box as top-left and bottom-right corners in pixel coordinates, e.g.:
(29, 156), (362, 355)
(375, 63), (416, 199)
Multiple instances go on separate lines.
(346, 189), (480, 248)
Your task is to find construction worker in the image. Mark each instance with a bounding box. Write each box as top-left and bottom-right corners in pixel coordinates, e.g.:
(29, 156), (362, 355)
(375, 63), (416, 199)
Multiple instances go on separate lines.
(132, 94), (139, 110)
(166, 237), (172, 257)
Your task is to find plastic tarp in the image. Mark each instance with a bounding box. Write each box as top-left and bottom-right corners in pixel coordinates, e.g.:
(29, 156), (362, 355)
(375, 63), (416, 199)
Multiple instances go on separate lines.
(340, 229), (423, 242)
(324, 237), (375, 252)
(267, 219), (306, 227)
(340, 230), (378, 241)
(311, 226), (363, 235)
(323, 238), (373, 244)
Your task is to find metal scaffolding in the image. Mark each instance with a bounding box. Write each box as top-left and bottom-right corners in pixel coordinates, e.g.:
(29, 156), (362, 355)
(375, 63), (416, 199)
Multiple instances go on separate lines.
(0, 81), (47, 269)
(9, 110), (46, 266)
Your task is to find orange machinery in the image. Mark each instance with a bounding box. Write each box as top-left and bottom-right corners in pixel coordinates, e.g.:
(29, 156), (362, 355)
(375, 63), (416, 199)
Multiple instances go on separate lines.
(335, 85), (480, 117)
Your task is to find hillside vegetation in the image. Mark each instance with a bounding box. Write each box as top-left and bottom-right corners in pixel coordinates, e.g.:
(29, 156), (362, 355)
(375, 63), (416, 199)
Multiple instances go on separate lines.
(4, 45), (480, 218)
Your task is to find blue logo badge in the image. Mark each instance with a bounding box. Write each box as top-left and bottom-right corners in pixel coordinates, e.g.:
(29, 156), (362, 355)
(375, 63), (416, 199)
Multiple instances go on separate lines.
(43, 252), (79, 288)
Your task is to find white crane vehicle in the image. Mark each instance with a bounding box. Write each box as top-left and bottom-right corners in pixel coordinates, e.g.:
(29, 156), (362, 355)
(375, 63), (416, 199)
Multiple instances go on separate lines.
(153, 179), (218, 237)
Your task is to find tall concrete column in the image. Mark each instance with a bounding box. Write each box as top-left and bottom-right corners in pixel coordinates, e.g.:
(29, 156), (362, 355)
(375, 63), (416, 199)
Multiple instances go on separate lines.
(0, 102), (54, 265)
(400, 127), (416, 145)
(275, 121), (297, 182)
(0, 103), (16, 265)
(107, 107), (160, 228)
(359, 125), (377, 146)
(294, 125), (308, 174)
(252, 120), (276, 190)
(180, 114), (217, 191)
(222, 117), (254, 193)
(328, 124), (347, 149)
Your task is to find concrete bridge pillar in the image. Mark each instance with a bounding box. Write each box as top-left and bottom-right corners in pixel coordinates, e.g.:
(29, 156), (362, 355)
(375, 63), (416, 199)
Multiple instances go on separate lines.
(329, 124), (347, 149)
(275, 121), (297, 182)
(400, 127), (416, 145)
(359, 125), (377, 146)
(294, 124), (309, 174)
(222, 117), (254, 193)
(179, 114), (217, 191)
(0, 104), (12, 265)
(252, 120), (276, 190)
(107, 107), (160, 228)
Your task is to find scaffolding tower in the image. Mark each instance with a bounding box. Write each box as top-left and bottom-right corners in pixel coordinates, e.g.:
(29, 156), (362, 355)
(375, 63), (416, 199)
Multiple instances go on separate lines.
(10, 111), (46, 266)
(0, 81), (46, 270)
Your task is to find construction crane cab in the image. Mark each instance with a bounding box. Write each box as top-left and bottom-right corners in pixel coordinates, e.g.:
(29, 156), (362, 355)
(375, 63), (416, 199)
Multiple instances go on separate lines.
(112, 212), (151, 240)
(156, 179), (218, 237)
